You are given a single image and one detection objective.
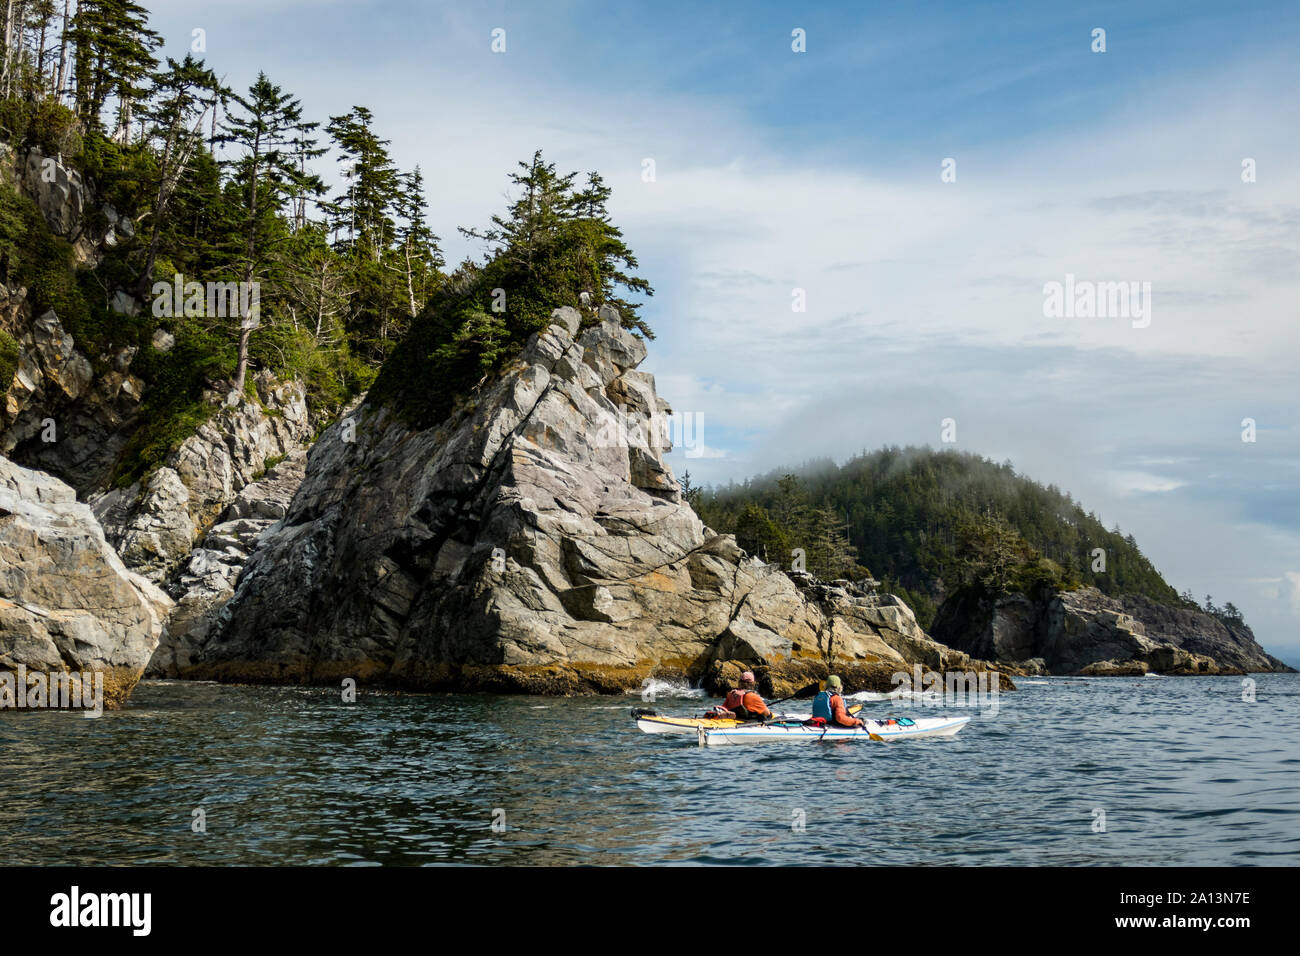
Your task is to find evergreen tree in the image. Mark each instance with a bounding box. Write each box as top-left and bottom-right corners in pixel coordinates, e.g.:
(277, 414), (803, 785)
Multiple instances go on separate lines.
(161, 144), (232, 277)
(459, 150), (652, 336)
(216, 71), (323, 393)
(370, 150), (652, 425)
(325, 106), (414, 360)
(287, 122), (326, 230)
(70, 0), (159, 134)
(805, 505), (860, 579)
(678, 469), (701, 510)
(954, 511), (1037, 593)
(393, 165), (441, 317)
(134, 54), (224, 296)
(569, 171), (654, 337)
(277, 223), (348, 343)
(326, 105), (398, 259)
(734, 502), (787, 565)
(462, 150), (575, 264)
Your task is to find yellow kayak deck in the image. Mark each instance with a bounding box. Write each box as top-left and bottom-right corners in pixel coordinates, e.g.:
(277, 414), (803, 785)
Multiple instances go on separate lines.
(637, 714), (747, 732)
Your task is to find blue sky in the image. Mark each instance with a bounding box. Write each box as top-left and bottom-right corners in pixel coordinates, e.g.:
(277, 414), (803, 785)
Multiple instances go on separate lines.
(149, 1), (1300, 662)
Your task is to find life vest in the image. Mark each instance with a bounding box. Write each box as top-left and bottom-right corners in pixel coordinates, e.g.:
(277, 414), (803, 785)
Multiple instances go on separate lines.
(811, 690), (836, 722)
(724, 689), (766, 720)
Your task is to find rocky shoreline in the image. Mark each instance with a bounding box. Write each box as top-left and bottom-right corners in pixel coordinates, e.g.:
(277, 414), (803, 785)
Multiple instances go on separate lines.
(1, 293), (1288, 705)
(0, 140), (1287, 702)
(0, 457), (169, 707)
(159, 306), (1013, 695)
(932, 585), (1289, 676)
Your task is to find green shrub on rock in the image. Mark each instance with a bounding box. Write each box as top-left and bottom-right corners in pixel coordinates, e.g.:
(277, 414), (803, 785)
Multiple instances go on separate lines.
(0, 328), (18, 387)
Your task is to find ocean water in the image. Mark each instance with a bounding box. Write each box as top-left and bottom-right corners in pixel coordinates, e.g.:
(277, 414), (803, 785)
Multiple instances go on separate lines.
(3, 674), (1298, 865)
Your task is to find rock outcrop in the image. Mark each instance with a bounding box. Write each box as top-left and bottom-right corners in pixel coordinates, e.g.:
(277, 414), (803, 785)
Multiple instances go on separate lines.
(178, 306), (1008, 694)
(0, 141), (325, 694)
(146, 450), (308, 676)
(932, 585), (1288, 675)
(0, 144), (130, 265)
(91, 371), (312, 583)
(1, 301), (144, 494)
(0, 142), (162, 493)
(0, 456), (170, 706)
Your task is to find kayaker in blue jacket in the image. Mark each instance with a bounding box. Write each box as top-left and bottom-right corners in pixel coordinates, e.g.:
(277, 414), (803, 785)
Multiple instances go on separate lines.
(812, 675), (864, 727)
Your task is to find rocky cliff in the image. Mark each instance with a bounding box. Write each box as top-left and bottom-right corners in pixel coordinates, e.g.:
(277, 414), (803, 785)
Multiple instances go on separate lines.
(0, 456), (169, 706)
(90, 371), (312, 583)
(0, 144), (131, 267)
(175, 306), (1006, 694)
(146, 447), (308, 677)
(932, 585), (1289, 675)
(1, 302), (145, 494)
(0, 143), (150, 494)
(0, 139), (323, 704)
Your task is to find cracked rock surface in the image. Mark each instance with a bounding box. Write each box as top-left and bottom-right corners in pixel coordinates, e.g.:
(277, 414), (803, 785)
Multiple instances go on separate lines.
(186, 306), (993, 692)
(0, 456), (171, 706)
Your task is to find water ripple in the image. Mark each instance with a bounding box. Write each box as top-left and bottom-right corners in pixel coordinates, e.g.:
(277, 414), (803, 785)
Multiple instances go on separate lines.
(1, 674), (1298, 864)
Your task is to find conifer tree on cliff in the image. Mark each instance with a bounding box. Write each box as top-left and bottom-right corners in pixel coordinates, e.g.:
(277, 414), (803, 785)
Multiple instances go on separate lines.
(134, 54), (224, 298)
(215, 71), (323, 395)
(70, 0), (160, 133)
(326, 105), (399, 259)
(460, 149), (653, 337)
(325, 106), (411, 359)
(570, 171), (653, 337)
(370, 150), (651, 426)
(393, 165), (442, 319)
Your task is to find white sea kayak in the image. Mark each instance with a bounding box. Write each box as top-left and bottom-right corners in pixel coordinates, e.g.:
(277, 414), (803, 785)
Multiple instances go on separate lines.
(694, 715), (971, 746)
(633, 704), (864, 736)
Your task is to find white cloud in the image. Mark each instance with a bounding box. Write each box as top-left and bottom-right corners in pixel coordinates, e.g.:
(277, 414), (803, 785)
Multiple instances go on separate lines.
(1277, 572), (1300, 615)
(1106, 472), (1189, 496)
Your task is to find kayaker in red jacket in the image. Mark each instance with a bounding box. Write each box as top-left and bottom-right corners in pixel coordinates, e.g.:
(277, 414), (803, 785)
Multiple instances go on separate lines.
(723, 671), (773, 721)
(811, 675), (864, 727)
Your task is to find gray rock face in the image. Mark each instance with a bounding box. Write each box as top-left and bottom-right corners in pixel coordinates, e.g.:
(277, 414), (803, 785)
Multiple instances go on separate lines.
(183, 307), (997, 692)
(92, 371), (312, 583)
(21, 147), (86, 238)
(0, 456), (171, 706)
(935, 591), (1043, 664)
(147, 451), (308, 677)
(933, 585), (1287, 674)
(0, 144), (129, 265)
(1102, 592), (1287, 673)
(1, 300), (144, 494)
(0, 147), (151, 491)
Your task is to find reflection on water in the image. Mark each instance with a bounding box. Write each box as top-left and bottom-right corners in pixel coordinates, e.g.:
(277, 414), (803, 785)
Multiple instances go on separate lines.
(2, 674), (1298, 865)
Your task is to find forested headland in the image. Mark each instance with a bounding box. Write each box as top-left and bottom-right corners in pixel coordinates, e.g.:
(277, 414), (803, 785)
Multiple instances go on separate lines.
(689, 447), (1241, 629)
(0, 1), (651, 484)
